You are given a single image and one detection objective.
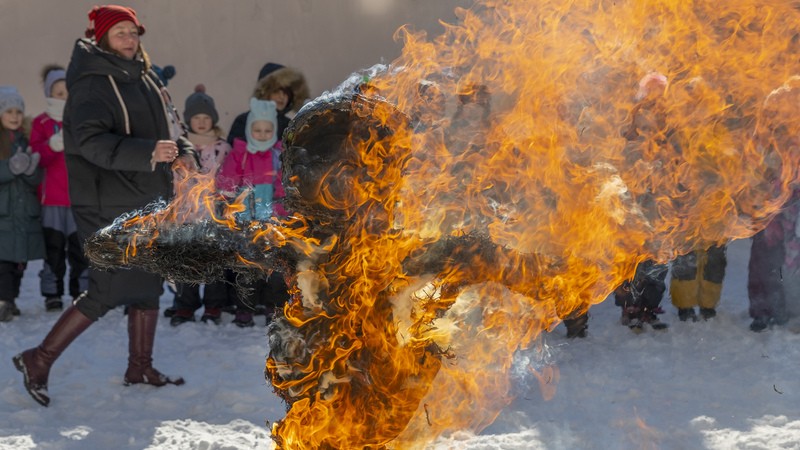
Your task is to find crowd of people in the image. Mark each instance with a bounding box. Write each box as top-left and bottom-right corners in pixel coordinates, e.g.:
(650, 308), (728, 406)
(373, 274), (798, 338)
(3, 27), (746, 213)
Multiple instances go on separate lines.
(1, 5), (309, 408)
(562, 74), (800, 338)
(1, 4), (799, 410)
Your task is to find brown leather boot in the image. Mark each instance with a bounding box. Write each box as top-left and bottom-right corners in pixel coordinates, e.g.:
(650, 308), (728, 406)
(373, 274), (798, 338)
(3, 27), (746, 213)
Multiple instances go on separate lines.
(124, 308), (184, 387)
(12, 306), (93, 407)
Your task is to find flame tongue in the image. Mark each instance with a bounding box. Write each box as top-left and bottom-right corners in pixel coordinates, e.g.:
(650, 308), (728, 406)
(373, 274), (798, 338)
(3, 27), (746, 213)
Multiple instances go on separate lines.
(86, 0), (800, 448)
(269, 0), (800, 447)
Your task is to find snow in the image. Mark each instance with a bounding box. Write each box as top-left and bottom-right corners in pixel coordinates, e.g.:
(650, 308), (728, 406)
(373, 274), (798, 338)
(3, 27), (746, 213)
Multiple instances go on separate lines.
(2, 238), (800, 450)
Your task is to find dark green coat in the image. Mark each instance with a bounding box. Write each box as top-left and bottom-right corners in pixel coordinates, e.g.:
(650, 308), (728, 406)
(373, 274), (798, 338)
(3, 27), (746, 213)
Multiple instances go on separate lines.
(0, 130), (44, 262)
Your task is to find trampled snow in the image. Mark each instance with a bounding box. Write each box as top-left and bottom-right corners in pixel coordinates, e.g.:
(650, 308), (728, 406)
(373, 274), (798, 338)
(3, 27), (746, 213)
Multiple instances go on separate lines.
(1, 238), (799, 449)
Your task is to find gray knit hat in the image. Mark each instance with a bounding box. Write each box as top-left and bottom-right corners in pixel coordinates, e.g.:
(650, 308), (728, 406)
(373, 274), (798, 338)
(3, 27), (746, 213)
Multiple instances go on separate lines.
(44, 69), (66, 98)
(183, 84), (219, 127)
(0, 86), (24, 115)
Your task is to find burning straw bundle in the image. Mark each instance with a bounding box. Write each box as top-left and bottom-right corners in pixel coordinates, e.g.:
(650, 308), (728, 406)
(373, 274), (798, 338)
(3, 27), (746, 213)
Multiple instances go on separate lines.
(84, 200), (297, 290)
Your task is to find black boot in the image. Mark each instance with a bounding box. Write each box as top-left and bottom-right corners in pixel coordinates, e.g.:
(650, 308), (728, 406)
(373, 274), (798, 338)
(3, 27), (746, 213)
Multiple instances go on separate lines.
(13, 306), (93, 406)
(124, 308), (184, 387)
(564, 313), (589, 339)
(678, 308), (697, 322)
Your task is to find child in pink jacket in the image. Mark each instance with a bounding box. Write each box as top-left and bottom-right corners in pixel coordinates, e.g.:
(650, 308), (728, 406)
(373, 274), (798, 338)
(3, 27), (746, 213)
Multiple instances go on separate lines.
(216, 98), (288, 327)
(216, 97), (286, 220)
(30, 65), (88, 312)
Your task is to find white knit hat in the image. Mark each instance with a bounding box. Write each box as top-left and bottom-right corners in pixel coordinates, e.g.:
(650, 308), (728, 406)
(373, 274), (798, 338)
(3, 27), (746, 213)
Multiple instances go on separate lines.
(246, 98), (278, 153)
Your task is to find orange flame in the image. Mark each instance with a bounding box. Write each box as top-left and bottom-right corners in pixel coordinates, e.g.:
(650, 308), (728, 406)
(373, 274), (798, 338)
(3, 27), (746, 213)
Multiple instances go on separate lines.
(106, 0), (800, 448)
(268, 0), (800, 448)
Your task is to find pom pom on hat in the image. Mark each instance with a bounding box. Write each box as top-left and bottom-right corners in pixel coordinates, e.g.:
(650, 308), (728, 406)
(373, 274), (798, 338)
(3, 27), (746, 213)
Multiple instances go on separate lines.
(0, 86), (25, 116)
(183, 84), (219, 127)
(85, 5), (145, 42)
(153, 64), (176, 86)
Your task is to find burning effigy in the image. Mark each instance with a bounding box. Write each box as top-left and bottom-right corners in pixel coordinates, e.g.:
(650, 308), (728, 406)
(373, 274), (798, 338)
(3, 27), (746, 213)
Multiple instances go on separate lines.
(85, 0), (800, 448)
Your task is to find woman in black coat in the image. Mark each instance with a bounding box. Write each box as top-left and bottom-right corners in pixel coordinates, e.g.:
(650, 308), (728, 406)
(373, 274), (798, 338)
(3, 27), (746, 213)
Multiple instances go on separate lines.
(14, 5), (198, 407)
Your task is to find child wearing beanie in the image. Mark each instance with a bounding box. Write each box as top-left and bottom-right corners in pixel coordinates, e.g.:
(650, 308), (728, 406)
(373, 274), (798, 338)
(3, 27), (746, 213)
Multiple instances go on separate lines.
(216, 98), (289, 327)
(167, 85), (233, 326)
(183, 85), (231, 174)
(0, 86), (45, 321)
(29, 65), (90, 313)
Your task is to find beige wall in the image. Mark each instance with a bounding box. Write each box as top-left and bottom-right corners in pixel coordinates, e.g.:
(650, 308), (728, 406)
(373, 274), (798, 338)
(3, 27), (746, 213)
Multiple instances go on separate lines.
(0, 0), (471, 132)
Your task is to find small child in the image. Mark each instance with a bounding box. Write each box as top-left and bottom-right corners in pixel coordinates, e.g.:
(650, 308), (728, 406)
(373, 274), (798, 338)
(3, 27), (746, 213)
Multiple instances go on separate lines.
(183, 85), (231, 175)
(30, 65), (89, 312)
(216, 98), (289, 327)
(0, 86), (45, 321)
(169, 85), (234, 326)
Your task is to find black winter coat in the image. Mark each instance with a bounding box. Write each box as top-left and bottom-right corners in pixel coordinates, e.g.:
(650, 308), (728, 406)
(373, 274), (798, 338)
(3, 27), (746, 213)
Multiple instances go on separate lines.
(63, 39), (195, 212)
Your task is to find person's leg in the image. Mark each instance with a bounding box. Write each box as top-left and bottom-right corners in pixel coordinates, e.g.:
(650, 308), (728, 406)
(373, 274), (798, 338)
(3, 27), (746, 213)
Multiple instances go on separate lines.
(66, 231), (90, 299)
(263, 271), (290, 317)
(614, 280), (636, 325)
(698, 245), (727, 319)
(220, 269), (238, 314)
(200, 280), (228, 324)
(670, 252), (700, 321)
(170, 283), (200, 325)
(42, 206), (77, 311)
(233, 276), (264, 327)
(123, 273), (183, 386)
(125, 308), (184, 386)
(0, 261), (17, 321)
(631, 261), (669, 329)
(41, 227), (67, 303)
(748, 231), (785, 330)
(13, 302), (94, 407)
(12, 205), (114, 407)
(11, 262), (26, 300)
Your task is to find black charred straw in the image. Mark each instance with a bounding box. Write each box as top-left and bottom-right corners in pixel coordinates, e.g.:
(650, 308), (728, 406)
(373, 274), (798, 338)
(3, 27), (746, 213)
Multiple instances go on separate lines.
(84, 203), (297, 291)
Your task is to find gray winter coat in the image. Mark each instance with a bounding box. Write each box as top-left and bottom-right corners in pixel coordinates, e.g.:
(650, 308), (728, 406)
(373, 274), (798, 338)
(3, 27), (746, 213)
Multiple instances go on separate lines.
(0, 130), (45, 262)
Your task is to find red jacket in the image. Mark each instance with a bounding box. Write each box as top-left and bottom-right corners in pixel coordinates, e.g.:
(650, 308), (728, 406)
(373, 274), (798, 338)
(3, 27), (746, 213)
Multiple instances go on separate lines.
(30, 112), (70, 206)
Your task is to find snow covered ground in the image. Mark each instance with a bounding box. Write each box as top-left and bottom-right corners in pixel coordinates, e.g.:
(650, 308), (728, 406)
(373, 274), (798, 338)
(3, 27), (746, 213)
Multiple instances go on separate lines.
(2, 238), (799, 450)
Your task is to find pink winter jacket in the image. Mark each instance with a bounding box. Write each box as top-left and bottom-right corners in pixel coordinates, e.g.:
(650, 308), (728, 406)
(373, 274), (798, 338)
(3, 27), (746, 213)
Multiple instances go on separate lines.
(216, 138), (286, 217)
(30, 112), (70, 206)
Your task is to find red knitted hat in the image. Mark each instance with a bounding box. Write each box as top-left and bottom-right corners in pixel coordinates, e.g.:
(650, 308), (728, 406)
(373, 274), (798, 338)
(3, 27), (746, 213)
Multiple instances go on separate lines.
(85, 5), (145, 42)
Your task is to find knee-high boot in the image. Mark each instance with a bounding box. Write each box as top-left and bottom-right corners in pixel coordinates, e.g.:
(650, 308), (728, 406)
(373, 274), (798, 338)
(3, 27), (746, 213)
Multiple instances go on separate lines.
(13, 306), (94, 407)
(124, 308), (184, 387)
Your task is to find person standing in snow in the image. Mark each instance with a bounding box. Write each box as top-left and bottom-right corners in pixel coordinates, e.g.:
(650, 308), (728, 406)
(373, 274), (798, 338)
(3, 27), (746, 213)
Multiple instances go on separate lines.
(669, 245), (727, 322)
(612, 73), (673, 331)
(0, 86), (44, 322)
(168, 85), (234, 326)
(30, 64), (90, 313)
(746, 78), (800, 332)
(14, 5), (198, 407)
(747, 189), (800, 332)
(614, 260), (669, 330)
(227, 63), (311, 145)
(223, 66), (310, 321)
(216, 98), (289, 327)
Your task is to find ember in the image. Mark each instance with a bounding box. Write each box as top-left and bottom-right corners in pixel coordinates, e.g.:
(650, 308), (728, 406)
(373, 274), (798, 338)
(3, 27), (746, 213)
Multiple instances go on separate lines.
(86, 0), (800, 448)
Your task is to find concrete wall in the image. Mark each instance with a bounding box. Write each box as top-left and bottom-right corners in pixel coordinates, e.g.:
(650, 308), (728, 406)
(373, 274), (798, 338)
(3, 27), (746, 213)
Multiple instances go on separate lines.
(0, 0), (471, 132)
